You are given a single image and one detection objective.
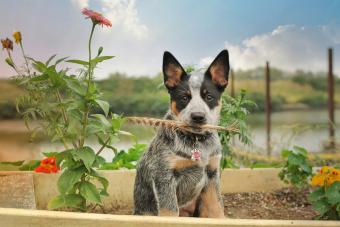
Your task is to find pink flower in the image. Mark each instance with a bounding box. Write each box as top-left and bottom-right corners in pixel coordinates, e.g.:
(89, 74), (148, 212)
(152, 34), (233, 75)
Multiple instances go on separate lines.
(82, 8), (112, 27)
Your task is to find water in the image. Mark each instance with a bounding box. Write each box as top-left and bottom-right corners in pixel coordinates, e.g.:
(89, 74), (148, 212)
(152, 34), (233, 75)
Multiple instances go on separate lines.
(0, 109), (338, 162)
(246, 109), (337, 153)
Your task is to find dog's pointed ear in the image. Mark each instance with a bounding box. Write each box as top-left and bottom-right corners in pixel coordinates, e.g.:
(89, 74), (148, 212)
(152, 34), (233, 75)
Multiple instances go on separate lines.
(163, 51), (187, 89)
(205, 50), (230, 89)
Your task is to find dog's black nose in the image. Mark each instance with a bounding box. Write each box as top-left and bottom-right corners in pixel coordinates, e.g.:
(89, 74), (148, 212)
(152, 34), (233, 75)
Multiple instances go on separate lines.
(191, 112), (206, 124)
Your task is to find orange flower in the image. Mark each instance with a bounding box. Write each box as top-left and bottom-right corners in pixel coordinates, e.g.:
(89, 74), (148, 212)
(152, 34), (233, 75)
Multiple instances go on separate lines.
(311, 166), (340, 187)
(13, 31), (22, 44)
(34, 157), (59, 173)
(82, 8), (112, 27)
(1, 38), (13, 51)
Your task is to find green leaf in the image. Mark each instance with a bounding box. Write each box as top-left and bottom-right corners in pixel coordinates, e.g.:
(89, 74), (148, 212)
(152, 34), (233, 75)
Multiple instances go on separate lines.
(19, 160), (40, 171)
(0, 160), (24, 166)
(66, 59), (89, 66)
(97, 47), (103, 56)
(281, 149), (291, 158)
(89, 169), (109, 191)
(95, 99), (110, 117)
(308, 187), (325, 202)
(30, 74), (49, 82)
(293, 146), (308, 156)
(5, 57), (15, 68)
(312, 198), (330, 216)
(45, 54), (57, 66)
(79, 181), (101, 203)
(71, 147), (96, 171)
(47, 194), (85, 210)
(31, 60), (47, 73)
(118, 130), (133, 137)
(93, 155), (106, 167)
(287, 153), (304, 166)
(91, 56), (114, 64)
(57, 167), (85, 194)
(55, 56), (69, 65)
(65, 78), (86, 96)
(92, 114), (111, 128)
(111, 115), (124, 130)
(326, 182), (340, 205)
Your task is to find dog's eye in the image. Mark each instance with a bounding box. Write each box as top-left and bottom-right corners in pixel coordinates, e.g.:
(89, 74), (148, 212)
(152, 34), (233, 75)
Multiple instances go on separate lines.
(206, 94), (214, 101)
(182, 96), (189, 102)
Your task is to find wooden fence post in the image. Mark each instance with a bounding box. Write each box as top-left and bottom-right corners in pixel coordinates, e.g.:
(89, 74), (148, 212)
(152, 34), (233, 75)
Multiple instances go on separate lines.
(265, 62), (271, 156)
(328, 48), (335, 152)
(230, 69), (235, 98)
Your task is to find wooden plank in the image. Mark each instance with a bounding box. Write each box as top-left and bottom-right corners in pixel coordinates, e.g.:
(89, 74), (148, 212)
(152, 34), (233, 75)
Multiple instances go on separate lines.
(0, 173), (36, 209)
(0, 208), (340, 227)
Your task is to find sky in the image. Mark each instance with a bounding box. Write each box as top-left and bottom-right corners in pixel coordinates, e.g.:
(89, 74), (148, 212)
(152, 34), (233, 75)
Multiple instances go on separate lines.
(0, 0), (340, 79)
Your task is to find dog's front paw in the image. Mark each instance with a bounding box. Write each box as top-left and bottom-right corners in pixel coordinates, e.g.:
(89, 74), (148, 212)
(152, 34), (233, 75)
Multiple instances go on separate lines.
(159, 209), (179, 217)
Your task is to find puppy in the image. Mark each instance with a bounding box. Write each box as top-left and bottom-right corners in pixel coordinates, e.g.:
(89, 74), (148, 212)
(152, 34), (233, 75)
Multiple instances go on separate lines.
(133, 50), (230, 218)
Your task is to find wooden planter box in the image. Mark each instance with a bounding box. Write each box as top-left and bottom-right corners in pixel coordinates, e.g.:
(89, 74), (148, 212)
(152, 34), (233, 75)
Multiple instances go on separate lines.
(0, 169), (339, 227)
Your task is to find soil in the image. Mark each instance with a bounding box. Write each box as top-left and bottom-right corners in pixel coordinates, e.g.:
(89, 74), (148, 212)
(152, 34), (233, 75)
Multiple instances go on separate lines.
(92, 188), (317, 220)
(222, 188), (317, 220)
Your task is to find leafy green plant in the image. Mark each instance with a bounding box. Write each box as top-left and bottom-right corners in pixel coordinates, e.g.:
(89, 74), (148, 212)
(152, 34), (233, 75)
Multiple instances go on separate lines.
(2, 9), (131, 211)
(219, 90), (255, 169)
(309, 166), (340, 220)
(99, 143), (147, 170)
(278, 146), (313, 188)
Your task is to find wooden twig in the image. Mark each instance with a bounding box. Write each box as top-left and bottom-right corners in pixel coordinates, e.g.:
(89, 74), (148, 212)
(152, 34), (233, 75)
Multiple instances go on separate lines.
(125, 117), (240, 134)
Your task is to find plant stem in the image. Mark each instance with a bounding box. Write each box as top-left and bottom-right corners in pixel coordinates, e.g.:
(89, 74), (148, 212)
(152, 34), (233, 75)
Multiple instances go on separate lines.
(96, 137), (111, 156)
(55, 89), (78, 149)
(7, 50), (22, 76)
(88, 23), (95, 81)
(19, 42), (31, 76)
(79, 23), (96, 148)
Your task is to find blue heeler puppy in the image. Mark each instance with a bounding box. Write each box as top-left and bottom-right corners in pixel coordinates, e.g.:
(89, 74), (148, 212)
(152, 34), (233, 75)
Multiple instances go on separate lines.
(133, 50), (230, 218)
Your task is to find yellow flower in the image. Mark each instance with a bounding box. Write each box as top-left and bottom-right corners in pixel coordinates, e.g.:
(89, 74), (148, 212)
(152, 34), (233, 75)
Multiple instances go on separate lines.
(311, 166), (340, 187)
(13, 31), (22, 44)
(311, 174), (325, 186)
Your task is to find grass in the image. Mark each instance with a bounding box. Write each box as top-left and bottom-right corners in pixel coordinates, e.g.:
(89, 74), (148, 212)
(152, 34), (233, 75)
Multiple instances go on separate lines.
(235, 79), (336, 104)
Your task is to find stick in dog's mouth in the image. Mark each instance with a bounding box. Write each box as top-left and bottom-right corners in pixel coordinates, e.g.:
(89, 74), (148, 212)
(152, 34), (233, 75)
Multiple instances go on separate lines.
(125, 117), (240, 134)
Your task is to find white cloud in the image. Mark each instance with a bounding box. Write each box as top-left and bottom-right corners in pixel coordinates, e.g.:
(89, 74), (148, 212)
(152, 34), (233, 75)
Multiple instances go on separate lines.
(201, 25), (340, 75)
(71, 0), (89, 9)
(101, 0), (148, 39)
(199, 56), (213, 69)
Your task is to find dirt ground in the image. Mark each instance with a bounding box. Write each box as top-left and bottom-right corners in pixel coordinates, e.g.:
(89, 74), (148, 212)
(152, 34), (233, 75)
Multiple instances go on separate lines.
(93, 188), (317, 220)
(223, 188), (317, 220)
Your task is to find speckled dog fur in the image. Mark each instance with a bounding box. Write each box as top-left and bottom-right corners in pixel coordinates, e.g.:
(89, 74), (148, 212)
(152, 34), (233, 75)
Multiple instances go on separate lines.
(133, 50), (230, 218)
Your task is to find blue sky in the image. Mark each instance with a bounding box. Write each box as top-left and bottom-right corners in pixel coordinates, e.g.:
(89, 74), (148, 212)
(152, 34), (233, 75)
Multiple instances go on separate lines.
(0, 0), (340, 78)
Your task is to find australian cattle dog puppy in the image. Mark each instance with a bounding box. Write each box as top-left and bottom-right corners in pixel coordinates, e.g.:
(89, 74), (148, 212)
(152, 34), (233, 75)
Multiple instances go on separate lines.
(133, 50), (230, 218)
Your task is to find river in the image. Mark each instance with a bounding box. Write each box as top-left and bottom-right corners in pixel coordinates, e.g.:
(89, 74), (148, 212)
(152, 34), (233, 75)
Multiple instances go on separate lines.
(0, 109), (338, 162)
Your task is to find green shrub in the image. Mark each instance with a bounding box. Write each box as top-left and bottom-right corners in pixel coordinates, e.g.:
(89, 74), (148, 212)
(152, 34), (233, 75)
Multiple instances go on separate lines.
(299, 94), (327, 108)
(99, 143), (147, 170)
(278, 146), (313, 188)
(245, 92), (286, 112)
(219, 90), (254, 169)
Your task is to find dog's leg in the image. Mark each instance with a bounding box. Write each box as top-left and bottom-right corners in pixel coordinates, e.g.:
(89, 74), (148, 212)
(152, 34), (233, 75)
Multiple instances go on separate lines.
(198, 155), (225, 218)
(198, 177), (225, 218)
(154, 176), (179, 216)
(133, 170), (158, 215)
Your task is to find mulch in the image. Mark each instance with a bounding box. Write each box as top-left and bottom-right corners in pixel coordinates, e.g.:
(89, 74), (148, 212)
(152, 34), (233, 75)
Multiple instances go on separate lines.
(223, 187), (317, 220)
(91, 188), (318, 220)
